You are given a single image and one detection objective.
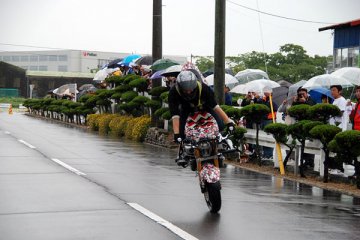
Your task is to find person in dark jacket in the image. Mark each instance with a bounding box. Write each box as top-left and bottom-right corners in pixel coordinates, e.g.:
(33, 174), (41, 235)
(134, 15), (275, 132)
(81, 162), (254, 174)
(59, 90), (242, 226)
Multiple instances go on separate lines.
(292, 87), (316, 106)
(168, 70), (235, 166)
(224, 86), (232, 106)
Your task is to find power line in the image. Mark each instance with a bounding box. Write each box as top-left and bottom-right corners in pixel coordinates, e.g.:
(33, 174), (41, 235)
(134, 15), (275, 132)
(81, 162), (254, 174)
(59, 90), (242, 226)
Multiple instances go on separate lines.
(226, 0), (335, 25)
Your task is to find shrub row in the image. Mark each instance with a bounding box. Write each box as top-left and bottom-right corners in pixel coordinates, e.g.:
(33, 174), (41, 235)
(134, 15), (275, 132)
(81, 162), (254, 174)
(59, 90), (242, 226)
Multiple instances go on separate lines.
(86, 114), (151, 142)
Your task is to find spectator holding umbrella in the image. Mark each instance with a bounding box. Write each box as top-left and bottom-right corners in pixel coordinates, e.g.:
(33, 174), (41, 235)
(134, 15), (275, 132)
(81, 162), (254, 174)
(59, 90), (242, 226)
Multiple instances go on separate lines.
(292, 87), (316, 106)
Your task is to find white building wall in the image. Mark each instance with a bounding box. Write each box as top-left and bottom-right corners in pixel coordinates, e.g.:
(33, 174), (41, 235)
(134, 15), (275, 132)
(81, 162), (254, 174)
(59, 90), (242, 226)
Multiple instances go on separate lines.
(0, 50), (188, 73)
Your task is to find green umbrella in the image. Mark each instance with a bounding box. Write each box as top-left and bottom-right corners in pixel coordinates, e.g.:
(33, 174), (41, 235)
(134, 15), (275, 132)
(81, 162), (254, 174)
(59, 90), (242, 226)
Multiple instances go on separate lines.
(150, 58), (179, 71)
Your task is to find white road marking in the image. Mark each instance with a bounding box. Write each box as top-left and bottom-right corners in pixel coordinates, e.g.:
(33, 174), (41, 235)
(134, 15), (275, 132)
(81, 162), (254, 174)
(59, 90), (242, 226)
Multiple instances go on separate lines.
(18, 139), (36, 149)
(127, 202), (199, 240)
(4, 131), (11, 135)
(51, 158), (86, 176)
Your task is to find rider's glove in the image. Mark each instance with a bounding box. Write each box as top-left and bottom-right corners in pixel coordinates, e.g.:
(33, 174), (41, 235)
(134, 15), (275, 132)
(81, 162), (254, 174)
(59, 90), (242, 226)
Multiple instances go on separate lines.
(173, 133), (182, 144)
(226, 120), (235, 134)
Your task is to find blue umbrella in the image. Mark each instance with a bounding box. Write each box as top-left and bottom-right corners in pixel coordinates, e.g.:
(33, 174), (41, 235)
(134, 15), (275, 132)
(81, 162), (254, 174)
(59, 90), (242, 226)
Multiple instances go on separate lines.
(118, 54), (141, 66)
(309, 87), (334, 103)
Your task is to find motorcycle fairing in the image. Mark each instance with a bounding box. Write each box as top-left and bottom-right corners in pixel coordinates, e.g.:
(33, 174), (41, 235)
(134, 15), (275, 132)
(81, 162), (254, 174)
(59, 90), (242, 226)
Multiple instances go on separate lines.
(185, 111), (219, 142)
(200, 163), (220, 184)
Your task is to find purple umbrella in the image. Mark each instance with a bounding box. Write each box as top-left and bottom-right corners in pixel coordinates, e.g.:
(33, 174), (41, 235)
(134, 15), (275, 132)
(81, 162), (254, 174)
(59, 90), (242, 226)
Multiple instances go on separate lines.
(150, 70), (166, 79)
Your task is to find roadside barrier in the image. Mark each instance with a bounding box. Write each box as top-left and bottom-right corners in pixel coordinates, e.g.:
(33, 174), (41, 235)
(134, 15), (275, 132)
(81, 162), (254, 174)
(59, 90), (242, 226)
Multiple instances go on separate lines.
(244, 128), (355, 177)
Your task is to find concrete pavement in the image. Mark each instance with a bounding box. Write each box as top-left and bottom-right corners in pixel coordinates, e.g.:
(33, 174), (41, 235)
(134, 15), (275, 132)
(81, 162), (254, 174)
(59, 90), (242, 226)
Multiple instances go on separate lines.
(0, 129), (181, 240)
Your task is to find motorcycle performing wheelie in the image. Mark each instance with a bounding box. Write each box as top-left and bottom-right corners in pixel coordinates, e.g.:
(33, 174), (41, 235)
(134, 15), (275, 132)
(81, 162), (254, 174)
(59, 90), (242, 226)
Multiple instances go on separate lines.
(168, 68), (236, 214)
(175, 111), (235, 213)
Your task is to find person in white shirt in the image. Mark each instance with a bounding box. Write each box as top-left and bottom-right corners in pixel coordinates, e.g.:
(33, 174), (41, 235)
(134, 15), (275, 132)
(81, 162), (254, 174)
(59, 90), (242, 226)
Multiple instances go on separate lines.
(329, 85), (348, 131)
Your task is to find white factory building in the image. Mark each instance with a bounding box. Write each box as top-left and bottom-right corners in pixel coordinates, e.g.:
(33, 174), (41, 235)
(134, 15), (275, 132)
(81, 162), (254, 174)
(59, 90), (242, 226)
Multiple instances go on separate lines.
(0, 50), (187, 73)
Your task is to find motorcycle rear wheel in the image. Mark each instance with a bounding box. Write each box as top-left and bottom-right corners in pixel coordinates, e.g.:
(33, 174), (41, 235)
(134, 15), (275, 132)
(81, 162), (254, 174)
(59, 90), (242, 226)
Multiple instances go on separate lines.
(204, 181), (221, 213)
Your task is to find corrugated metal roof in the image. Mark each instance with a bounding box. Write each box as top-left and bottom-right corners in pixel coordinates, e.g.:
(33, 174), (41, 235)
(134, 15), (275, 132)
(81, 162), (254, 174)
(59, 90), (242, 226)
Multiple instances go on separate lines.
(319, 18), (360, 32)
(26, 70), (95, 78)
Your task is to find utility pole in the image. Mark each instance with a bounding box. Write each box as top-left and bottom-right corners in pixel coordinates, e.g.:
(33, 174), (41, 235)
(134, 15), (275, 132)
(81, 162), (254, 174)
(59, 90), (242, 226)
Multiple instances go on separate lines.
(152, 0), (162, 88)
(214, 0), (226, 105)
(152, 0), (163, 126)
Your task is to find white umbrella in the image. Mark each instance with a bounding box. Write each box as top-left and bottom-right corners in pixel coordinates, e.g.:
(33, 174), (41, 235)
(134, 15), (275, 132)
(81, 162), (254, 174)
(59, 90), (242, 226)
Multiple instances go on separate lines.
(245, 79), (280, 93)
(93, 68), (116, 81)
(288, 80), (307, 98)
(163, 64), (182, 74)
(302, 74), (354, 90)
(160, 65), (182, 76)
(230, 79), (280, 94)
(331, 67), (360, 86)
(230, 84), (248, 94)
(53, 84), (78, 96)
(235, 69), (269, 83)
(205, 73), (238, 86)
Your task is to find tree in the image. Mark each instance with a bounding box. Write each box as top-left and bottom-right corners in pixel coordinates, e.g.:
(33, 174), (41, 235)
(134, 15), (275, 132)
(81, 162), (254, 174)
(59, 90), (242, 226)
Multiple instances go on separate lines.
(226, 44), (328, 83)
(329, 130), (360, 188)
(240, 104), (270, 165)
(264, 123), (296, 167)
(287, 104), (311, 121)
(195, 56), (214, 72)
(309, 125), (341, 183)
(287, 120), (322, 177)
(308, 104), (341, 124)
(279, 43), (308, 65)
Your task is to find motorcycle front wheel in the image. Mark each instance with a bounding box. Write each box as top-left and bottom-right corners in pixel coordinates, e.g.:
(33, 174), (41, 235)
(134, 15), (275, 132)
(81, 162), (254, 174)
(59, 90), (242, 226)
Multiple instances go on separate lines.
(204, 181), (221, 213)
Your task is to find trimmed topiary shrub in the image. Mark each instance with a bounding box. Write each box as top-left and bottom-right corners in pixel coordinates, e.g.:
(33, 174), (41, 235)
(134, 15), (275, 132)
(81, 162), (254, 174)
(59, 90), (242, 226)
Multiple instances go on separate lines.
(131, 96), (150, 105)
(264, 123), (296, 167)
(154, 107), (169, 117)
(121, 91), (138, 102)
(223, 106), (242, 120)
(287, 104), (311, 121)
(240, 104), (270, 165)
(329, 130), (360, 188)
(149, 86), (168, 97)
(129, 78), (148, 92)
(286, 120), (321, 177)
(308, 103), (341, 124)
(230, 127), (247, 151)
(145, 99), (162, 111)
(161, 110), (172, 120)
(114, 85), (132, 93)
(111, 92), (122, 101)
(160, 91), (169, 103)
(105, 75), (123, 85)
(309, 124), (341, 183)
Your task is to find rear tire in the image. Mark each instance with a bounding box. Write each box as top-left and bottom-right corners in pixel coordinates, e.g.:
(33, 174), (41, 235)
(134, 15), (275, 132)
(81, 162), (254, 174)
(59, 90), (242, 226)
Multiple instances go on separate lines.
(204, 181), (221, 213)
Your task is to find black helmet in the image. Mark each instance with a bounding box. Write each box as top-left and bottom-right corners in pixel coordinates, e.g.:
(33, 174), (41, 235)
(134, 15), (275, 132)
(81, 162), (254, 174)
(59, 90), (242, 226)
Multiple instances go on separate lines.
(176, 70), (199, 101)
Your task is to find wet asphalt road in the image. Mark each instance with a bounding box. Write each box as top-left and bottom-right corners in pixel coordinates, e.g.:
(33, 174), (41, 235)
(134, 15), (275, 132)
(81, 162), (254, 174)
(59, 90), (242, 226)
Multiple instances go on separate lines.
(0, 112), (360, 240)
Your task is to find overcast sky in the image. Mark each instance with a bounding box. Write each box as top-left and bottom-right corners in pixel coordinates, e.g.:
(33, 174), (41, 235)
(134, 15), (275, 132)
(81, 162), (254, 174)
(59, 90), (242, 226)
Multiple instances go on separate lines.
(0, 0), (359, 57)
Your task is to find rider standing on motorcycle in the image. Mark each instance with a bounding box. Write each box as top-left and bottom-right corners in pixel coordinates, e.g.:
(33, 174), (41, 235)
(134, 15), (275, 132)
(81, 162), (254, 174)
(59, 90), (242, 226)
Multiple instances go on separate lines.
(168, 69), (235, 165)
